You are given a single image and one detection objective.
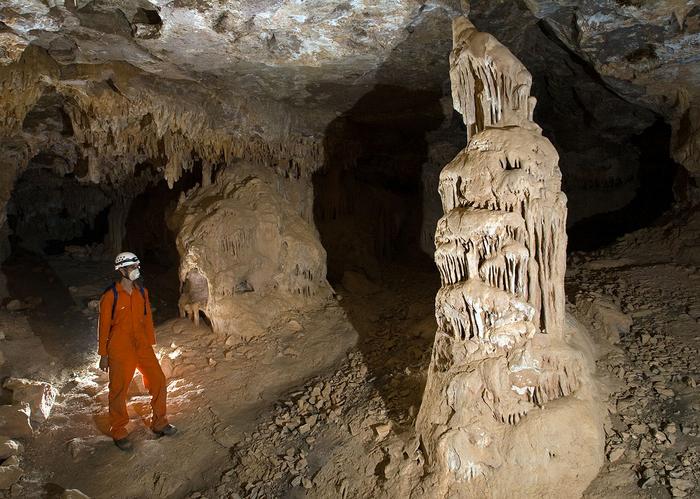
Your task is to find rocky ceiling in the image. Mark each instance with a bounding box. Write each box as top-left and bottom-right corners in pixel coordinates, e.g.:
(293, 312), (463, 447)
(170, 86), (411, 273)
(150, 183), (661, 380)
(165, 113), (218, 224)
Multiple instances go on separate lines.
(0, 0), (698, 192)
(1, 0), (458, 139)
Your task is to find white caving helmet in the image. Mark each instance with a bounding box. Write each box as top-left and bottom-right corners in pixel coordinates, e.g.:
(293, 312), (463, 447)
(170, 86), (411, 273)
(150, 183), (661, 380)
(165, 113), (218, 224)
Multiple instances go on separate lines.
(114, 251), (140, 270)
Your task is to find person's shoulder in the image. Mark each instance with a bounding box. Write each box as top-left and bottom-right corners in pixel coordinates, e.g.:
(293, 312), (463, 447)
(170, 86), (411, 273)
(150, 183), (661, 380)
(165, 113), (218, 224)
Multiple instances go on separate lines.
(100, 283), (117, 301)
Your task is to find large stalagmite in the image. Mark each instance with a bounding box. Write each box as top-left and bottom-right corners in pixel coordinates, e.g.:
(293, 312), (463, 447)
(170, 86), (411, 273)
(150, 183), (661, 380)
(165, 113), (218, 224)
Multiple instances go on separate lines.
(416, 18), (604, 497)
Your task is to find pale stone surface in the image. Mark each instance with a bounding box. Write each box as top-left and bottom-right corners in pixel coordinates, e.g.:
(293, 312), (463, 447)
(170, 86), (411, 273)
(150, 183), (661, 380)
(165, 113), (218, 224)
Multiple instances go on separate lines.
(170, 165), (331, 338)
(3, 378), (57, 423)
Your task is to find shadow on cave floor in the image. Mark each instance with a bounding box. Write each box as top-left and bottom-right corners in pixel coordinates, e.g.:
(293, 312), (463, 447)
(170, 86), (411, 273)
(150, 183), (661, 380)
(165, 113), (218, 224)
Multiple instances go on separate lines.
(310, 81), (449, 423)
(1, 249), (96, 371)
(1, 248), (180, 373)
(331, 251), (440, 425)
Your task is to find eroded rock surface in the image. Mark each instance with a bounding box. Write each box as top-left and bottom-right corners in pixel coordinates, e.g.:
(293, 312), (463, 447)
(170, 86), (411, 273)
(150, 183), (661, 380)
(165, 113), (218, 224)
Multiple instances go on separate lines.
(170, 165), (331, 338)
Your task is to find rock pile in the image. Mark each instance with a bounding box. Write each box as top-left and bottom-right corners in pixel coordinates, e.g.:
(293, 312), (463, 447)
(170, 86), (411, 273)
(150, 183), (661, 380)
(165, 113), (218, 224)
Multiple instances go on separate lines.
(195, 351), (396, 499)
(569, 249), (699, 498)
(0, 377), (57, 491)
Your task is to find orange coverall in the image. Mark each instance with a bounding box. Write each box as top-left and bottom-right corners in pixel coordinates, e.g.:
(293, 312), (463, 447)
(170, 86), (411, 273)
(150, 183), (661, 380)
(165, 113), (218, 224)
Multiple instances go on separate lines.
(98, 282), (168, 440)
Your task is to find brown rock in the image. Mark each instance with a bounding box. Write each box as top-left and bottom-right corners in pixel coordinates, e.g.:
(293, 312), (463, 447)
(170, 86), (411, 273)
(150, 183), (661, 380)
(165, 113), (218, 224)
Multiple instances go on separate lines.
(0, 438), (22, 460)
(3, 378), (57, 423)
(0, 464), (22, 490)
(0, 405), (32, 438)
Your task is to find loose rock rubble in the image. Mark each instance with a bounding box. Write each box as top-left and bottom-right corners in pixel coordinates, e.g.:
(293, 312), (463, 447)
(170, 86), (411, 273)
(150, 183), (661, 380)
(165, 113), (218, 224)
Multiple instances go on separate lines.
(195, 351), (390, 499)
(2, 378), (57, 423)
(570, 225), (700, 498)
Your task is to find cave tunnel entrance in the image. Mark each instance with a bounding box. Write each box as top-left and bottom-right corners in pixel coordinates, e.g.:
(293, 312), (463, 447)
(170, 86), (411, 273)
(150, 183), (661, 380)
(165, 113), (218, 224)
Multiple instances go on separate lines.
(313, 84), (447, 284)
(565, 118), (681, 252)
(7, 166), (111, 256)
(312, 84), (457, 421)
(123, 169), (200, 321)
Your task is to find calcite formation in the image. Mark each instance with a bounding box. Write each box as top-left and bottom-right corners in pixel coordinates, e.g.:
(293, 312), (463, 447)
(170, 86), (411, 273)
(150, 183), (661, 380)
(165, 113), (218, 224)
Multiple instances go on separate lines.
(416, 17), (603, 497)
(170, 164), (330, 338)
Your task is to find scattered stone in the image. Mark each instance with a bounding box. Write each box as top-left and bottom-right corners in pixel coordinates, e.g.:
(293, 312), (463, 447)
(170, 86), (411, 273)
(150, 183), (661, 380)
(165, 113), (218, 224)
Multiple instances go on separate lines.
(0, 404), (32, 438)
(630, 423), (648, 435)
(372, 422), (392, 441)
(640, 476), (656, 488)
(608, 447), (625, 462)
(61, 489), (91, 499)
(669, 478), (695, 491)
(0, 438), (23, 460)
(0, 463), (22, 490)
(287, 320), (303, 332)
(3, 378), (58, 423)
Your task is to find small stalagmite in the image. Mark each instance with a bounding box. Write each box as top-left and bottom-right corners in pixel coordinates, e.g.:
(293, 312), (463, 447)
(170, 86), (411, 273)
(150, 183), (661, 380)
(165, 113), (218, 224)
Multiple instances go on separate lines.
(415, 17), (604, 498)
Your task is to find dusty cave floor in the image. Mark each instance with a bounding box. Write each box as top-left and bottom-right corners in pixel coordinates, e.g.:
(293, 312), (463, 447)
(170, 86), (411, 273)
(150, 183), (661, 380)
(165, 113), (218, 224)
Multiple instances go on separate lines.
(0, 253), (357, 498)
(576, 217), (700, 499)
(1, 216), (699, 498)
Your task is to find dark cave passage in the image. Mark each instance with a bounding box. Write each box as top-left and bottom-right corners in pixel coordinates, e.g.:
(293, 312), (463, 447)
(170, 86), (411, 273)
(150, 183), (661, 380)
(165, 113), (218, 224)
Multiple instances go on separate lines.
(1, 158), (204, 365)
(566, 118), (681, 251)
(312, 84), (449, 284)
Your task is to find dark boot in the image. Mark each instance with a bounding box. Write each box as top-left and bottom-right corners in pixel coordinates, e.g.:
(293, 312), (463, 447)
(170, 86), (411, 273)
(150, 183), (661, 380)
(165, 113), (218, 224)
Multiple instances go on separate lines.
(153, 424), (177, 437)
(114, 438), (133, 451)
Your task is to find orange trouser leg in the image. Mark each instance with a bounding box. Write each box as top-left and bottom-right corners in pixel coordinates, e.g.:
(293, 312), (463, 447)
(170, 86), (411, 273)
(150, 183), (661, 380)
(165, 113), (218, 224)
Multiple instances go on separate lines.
(136, 345), (169, 431)
(108, 356), (137, 440)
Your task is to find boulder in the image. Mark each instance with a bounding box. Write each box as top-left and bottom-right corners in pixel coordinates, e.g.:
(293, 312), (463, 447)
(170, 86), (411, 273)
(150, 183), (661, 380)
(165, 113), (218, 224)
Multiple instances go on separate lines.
(576, 295), (632, 345)
(0, 437), (23, 460)
(3, 378), (58, 423)
(5, 299), (23, 312)
(0, 405), (32, 438)
(0, 463), (22, 490)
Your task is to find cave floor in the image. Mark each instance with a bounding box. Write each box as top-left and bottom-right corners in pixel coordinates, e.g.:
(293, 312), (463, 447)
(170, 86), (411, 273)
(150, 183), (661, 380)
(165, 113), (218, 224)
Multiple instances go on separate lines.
(0, 254), (357, 498)
(1, 215), (699, 498)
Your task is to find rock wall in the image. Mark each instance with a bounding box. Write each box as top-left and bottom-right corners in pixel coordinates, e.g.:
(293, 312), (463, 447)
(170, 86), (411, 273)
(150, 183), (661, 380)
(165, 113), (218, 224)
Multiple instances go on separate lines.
(170, 163), (330, 339)
(415, 17), (604, 497)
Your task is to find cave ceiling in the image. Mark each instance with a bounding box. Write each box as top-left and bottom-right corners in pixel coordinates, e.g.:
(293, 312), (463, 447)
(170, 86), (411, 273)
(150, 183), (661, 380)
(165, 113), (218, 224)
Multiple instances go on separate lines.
(1, 0), (458, 136)
(0, 0), (699, 187)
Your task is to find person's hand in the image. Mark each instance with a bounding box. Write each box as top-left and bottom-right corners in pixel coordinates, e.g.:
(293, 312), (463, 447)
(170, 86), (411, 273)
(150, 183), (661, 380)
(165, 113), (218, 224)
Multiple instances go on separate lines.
(99, 355), (109, 373)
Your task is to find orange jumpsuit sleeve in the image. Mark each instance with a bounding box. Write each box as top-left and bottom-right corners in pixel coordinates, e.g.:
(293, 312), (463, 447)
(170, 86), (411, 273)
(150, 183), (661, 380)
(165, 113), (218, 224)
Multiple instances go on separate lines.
(98, 290), (115, 356)
(144, 288), (157, 345)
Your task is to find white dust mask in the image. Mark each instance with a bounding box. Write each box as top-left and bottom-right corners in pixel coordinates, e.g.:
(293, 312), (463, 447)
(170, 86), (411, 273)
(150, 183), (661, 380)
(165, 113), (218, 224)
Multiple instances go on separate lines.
(128, 268), (141, 281)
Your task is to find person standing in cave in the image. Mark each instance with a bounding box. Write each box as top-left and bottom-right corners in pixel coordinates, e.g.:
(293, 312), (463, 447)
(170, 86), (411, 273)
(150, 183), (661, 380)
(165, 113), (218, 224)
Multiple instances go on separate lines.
(97, 251), (177, 451)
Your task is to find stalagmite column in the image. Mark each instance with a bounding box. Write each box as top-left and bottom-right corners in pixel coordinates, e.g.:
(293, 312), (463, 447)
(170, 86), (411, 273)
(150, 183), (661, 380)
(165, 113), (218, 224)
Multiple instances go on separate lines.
(416, 18), (603, 497)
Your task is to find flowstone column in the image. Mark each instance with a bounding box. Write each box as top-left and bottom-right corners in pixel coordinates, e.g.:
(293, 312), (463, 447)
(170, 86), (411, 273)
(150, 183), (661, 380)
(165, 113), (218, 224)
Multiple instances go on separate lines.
(416, 18), (603, 497)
